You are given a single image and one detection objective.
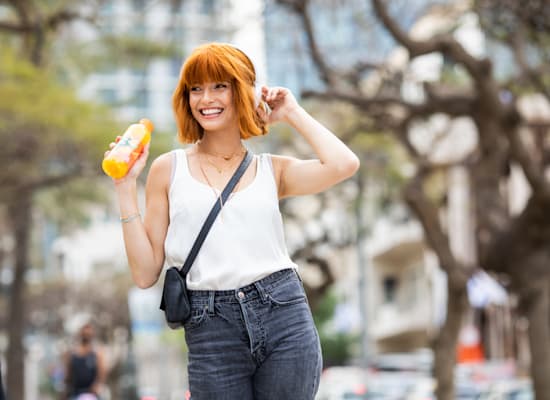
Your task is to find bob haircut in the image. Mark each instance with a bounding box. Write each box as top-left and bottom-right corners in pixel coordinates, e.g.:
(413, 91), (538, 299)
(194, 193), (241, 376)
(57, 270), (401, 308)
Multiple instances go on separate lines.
(172, 42), (268, 143)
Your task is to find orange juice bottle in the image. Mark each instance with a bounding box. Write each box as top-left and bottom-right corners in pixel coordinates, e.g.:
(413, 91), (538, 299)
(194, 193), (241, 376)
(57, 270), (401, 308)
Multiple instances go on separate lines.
(102, 118), (154, 179)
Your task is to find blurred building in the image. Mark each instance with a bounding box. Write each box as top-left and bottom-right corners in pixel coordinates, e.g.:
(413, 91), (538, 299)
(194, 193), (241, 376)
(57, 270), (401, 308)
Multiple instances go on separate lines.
(263, 0), (389, 96)
(73, 0), (266, 131)
(367, 211), (441, 353)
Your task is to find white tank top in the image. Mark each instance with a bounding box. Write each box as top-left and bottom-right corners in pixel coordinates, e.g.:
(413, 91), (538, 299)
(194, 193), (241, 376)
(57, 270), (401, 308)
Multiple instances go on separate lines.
(164, 149), (298, 290)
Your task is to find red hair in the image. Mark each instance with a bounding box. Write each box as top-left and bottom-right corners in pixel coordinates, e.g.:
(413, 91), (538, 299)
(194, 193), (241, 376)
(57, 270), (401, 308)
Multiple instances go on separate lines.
(172, 43), (268, 143)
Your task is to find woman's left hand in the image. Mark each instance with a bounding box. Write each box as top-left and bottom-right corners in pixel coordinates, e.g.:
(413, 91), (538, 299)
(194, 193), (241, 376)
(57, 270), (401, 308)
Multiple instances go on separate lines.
(257, 86), (300, 125)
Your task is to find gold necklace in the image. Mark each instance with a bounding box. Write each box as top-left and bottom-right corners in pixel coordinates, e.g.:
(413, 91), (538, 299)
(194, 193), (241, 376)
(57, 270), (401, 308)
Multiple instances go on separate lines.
(198, 141), (245, 161)
(197, 153), (243, 220)
(204, 154), (227, 174)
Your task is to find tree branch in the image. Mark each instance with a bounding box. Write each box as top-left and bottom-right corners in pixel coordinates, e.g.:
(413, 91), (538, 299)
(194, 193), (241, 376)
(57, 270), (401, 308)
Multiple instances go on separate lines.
(509, 29), (550, 103)
(46, 9), (96, 31)
(372, 0), (488, 79)
(0, 21), (32, 33)
(6, 0), (31, 26)
(303, 87), (474, 120)
(23, 170), (82, 191)
(403, 166), (473, 287)
(276, 0), (337, 87)
(506, 124), (550, 198)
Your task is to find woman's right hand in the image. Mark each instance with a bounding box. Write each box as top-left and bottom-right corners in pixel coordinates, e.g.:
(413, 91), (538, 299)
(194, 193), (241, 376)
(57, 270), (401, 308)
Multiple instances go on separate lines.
(104, 137), (151, 185)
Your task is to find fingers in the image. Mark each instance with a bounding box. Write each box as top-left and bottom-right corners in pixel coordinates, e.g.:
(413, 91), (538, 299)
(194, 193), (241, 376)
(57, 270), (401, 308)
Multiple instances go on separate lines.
(256, 103), (269, 123)
(142, 142), (151, 158)
(132, 142), (151, 168)
(261, 86), (288, 103)
(104, 136), (122, 157)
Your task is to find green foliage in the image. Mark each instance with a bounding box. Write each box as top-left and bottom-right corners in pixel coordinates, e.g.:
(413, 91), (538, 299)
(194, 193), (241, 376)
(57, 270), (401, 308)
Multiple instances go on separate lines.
(161, 328), (188, 354)
(320, 333), (359, 367)
(305, 98), (409, 186)
(0, 47), (121, 198)
(35, 178), (110, 231)
(313, 289), (359, 367)
(440, 63), (472, 86)
(0, 37), (175, 216)
(424, 169), (448, 207)
(349, 130), (408, 185)
(57, 33), (181, 80)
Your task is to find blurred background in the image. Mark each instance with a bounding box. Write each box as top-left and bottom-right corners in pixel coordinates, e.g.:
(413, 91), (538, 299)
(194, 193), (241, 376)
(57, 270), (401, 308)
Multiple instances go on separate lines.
(1, 0), (549, 399)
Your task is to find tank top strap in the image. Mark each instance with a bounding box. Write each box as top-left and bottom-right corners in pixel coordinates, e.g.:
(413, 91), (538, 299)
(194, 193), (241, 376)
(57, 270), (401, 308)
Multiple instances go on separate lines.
(170, 148), (194, 188)
(255, 153), (277, 193)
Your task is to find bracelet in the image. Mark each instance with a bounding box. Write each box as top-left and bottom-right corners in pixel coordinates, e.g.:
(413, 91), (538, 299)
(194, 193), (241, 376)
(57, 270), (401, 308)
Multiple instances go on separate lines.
(120, 212), (141, 224)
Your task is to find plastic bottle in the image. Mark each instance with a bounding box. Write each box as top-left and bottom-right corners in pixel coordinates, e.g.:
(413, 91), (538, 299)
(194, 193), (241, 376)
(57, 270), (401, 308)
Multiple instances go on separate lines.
(102, 118), (154, 179)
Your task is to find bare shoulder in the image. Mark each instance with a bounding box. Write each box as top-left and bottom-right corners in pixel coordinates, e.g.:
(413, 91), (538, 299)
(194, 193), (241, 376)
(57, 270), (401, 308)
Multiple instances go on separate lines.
(268, 153), (295, 173)
(151, 151), (173, 170)
(147, 151), (173, 189)
(94, 345), (106, 358)
(267, 154), (299, 197)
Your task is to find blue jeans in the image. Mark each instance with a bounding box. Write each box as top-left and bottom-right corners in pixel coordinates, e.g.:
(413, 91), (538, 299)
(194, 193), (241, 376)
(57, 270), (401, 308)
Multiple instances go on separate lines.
(184, 268), (323, 400)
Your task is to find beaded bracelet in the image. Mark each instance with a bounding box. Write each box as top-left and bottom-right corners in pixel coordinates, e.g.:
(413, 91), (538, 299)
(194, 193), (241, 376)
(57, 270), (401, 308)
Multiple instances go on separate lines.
(120, 212), (141, 224)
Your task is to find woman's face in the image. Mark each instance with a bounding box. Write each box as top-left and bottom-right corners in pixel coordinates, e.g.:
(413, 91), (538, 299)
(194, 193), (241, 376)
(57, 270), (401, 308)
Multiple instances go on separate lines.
(188, 81), (239, 134)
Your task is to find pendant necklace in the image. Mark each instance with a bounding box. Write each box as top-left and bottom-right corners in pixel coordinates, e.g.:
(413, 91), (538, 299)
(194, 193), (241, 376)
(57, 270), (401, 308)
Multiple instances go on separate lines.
(198, 153), (243, 222)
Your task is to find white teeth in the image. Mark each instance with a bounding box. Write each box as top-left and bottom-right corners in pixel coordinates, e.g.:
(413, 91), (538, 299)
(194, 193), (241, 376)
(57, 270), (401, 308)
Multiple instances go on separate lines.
(201, 108), (223, 115)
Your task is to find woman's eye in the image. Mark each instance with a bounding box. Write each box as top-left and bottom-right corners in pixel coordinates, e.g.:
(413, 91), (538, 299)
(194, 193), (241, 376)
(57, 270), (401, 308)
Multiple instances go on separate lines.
(215, 83), (228, 89)
(190, 86), (201, 92)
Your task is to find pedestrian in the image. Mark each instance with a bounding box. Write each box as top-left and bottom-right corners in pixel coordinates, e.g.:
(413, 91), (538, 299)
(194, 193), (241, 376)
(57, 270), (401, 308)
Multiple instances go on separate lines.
(107, 42), (360, 399)
(61, 322), (106, 400)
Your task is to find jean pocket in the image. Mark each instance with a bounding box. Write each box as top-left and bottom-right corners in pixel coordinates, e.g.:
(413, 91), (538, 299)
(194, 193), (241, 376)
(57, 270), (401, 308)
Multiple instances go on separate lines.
(183, 306), (209, 331)
(266, 276), (307, 307)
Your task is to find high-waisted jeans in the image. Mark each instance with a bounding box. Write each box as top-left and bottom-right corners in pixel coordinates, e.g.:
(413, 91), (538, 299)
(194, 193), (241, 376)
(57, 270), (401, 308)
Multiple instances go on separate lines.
(184, 268), (323, 400)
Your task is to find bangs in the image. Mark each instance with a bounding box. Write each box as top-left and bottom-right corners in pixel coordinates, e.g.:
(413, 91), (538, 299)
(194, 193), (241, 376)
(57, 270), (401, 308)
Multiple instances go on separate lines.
(182, 49), (234, 86)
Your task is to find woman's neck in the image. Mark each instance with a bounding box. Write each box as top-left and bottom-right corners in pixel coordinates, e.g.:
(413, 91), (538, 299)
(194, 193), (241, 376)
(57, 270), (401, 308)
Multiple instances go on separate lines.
(198, 134), (244, 160)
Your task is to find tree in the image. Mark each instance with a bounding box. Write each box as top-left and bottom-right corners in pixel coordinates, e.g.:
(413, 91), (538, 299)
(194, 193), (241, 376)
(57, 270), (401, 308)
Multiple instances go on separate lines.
(275, 0), (550, 399)
(0, 46), (119, 400)
(276, 100), (404, 311)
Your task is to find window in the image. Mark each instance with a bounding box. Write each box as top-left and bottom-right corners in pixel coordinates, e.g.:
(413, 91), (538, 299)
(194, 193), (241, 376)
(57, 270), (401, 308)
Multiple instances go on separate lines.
(132, 0), (146, 10)
(133, 87), (149, 110)
(382, 276), (398, 304)
(200, 0), (215, 14)
(99, 88), (117, 104)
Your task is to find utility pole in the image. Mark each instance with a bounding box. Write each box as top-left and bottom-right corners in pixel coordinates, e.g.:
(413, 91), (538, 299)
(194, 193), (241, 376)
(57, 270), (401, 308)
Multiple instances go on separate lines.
(355, 168), (369, 367)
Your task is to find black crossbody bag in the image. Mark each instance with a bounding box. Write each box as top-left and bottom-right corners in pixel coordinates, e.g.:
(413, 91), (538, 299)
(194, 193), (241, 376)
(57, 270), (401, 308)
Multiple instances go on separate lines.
(160, 151), (253, 329)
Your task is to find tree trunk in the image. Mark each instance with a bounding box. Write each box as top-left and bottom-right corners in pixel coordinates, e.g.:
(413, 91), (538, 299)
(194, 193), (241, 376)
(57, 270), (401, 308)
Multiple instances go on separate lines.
(433, 281), (468, 400)
(521, 282), (550, 400)
(6, 192), (32, 400)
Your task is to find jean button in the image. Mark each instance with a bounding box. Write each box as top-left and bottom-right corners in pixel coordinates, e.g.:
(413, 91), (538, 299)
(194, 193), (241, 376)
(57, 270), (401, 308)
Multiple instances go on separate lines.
(238, 291), (245, 299)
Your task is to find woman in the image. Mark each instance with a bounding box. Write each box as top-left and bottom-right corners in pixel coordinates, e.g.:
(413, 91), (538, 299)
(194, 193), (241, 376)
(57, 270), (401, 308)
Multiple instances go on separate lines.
(109, 42), (359, 399)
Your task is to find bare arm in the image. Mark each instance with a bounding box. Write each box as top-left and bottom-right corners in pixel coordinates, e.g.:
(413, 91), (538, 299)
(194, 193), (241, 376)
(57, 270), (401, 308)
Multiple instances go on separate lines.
(91, 348), (107, 395)
(259, 86), (360, 198)
(113, 146), (171, 288)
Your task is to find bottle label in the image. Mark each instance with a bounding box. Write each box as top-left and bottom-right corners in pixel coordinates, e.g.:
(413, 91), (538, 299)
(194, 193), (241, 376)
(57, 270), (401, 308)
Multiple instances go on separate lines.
(114, 128), (142, 162)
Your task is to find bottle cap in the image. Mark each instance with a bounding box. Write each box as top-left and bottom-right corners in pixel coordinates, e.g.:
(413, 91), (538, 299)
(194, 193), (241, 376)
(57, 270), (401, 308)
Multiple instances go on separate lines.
(139, 118), (154, 133)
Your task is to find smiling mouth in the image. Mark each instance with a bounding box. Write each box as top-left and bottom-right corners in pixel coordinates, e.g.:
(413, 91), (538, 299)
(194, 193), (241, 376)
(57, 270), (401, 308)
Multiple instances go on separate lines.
(200, 108), (223, 116)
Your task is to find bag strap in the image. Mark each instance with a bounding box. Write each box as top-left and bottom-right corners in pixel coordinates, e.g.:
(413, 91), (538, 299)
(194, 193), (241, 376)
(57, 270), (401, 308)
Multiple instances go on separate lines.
(178, 150), (253, 276)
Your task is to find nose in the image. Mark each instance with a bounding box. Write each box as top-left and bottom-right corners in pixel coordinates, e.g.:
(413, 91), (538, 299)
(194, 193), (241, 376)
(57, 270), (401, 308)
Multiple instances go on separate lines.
(201, 88), (214, 103)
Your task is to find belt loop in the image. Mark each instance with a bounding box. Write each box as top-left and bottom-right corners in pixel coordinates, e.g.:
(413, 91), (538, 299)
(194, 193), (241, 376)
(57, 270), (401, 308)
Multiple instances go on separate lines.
(208, 291), (215, 316)
(254, 282), (268, 302)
